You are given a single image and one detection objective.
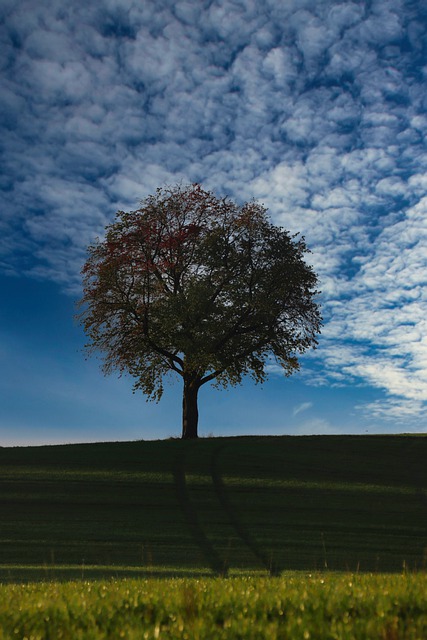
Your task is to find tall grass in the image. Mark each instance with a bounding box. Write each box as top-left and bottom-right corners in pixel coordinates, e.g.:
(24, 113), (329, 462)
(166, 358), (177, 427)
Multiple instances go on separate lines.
(1, 573), (427, 639)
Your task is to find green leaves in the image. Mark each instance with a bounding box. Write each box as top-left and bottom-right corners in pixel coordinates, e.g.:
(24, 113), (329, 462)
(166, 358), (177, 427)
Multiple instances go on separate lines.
(78, 183), (321, 419)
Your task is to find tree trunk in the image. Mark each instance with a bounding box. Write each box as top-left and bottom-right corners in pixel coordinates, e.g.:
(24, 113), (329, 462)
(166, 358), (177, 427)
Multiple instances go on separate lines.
(182, 377), (199, 439)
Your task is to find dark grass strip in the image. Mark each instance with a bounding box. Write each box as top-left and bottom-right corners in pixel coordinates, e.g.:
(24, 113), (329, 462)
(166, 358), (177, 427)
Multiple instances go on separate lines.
(173, 455), (228, 577)
(403, 440), (427, 510)
(210, 444), (281, 576)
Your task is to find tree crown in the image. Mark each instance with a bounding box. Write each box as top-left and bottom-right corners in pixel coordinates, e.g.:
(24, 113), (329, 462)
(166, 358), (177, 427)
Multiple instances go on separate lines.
(78, 183), (321, 401)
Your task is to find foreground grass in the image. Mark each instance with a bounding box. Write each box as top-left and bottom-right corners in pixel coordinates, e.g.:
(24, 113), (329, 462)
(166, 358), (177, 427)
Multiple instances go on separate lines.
(1, 573), (427, 639)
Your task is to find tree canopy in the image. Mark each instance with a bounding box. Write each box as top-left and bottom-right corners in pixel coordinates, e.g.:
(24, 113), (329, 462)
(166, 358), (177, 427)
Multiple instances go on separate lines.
(78, 184), (321, 438)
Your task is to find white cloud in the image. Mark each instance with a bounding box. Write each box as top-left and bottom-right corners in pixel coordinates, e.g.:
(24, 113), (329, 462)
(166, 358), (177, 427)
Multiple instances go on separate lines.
(356, 398), (425, 422)
(290, 10), (334, 64)
(293, 402), (313, 417)
(292, 418), (340, 435)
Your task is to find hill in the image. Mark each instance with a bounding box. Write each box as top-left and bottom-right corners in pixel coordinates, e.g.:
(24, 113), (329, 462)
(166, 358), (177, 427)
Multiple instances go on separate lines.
(1, 435), (426, 581)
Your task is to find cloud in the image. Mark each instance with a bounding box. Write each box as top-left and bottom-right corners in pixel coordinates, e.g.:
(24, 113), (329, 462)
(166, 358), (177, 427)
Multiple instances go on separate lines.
(292, 418), (340, 436)
(356, 398), (425, 422)
(310, 192), (427, 414)
(1, 0), (427, 421)
(293, 402), (313, 417)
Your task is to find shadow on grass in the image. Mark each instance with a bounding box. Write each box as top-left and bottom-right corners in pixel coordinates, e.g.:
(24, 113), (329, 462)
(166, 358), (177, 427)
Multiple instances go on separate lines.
(0, 565), (215, 584)
(211, 444), (281, 576)
(173, 454), (228, 577)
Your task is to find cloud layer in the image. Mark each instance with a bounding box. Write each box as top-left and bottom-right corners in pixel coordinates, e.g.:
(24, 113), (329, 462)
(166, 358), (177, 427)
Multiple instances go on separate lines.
(1, 0), (426, 421)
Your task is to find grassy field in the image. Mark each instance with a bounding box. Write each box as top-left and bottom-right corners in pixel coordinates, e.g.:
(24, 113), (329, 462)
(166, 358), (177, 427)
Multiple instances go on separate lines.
(1, 573), (427, 639)
(0, 435), (426, 580)
(1, 435), (427, 638)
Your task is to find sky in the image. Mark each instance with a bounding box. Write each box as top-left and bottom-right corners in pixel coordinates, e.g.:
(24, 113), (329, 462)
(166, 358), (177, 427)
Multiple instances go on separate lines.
(1, 0), (427, 445)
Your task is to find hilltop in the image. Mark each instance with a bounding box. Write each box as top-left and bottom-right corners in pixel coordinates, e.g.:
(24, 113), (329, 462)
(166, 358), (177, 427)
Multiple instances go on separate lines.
(1, 435), (426, 581)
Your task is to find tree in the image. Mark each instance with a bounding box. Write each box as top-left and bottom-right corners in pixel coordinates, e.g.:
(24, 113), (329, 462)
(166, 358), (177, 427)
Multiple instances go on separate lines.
(78, 184), (321, 439)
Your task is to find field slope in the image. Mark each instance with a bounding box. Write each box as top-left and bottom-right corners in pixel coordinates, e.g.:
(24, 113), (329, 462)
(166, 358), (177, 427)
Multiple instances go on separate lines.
(0, 435), (426, 581)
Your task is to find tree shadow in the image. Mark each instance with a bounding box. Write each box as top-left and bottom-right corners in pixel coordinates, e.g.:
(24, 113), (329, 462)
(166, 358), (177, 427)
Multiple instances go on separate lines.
(173, 453), (228, 577)
(211, 444), (281, 576)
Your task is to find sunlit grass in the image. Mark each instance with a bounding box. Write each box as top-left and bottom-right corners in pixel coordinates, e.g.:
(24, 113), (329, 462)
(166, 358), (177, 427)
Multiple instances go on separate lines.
(1, 572), (427, 639)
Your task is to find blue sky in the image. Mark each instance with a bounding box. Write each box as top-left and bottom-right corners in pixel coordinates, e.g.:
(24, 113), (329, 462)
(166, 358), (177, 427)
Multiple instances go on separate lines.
(1, 0), (426, 445)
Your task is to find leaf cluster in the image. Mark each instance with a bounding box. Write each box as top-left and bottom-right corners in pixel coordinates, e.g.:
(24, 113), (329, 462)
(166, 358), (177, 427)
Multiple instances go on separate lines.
(78, 184), (321, 400)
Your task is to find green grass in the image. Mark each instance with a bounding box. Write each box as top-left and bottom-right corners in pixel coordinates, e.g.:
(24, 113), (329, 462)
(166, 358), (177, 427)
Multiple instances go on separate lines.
(1, 573), (427, 639)
(0, 435), (426, 580)
(1, 435), (427, 638)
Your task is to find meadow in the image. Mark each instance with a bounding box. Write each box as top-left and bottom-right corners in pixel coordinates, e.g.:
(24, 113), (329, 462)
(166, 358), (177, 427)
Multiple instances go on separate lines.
(1, 573), (427, 639)
(0, 435), (426, 637)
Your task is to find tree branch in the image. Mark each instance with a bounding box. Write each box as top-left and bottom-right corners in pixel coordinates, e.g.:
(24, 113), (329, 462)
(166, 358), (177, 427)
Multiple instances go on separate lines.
(199, 337), (271, 386)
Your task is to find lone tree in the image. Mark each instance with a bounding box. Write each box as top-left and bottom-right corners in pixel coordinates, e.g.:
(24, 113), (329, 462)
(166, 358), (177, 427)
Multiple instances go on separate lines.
(78, 184), (321, 439)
